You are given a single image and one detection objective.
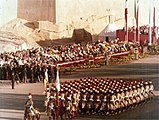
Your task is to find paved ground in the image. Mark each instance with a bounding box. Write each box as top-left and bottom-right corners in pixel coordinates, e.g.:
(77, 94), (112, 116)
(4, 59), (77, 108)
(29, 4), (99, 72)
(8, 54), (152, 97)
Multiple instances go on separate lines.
(0, 55), (159, 120)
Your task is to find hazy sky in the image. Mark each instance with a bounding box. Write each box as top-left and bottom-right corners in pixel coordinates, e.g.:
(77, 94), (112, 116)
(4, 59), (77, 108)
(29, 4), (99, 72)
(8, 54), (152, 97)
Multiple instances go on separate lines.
(0, 0), (159, 27)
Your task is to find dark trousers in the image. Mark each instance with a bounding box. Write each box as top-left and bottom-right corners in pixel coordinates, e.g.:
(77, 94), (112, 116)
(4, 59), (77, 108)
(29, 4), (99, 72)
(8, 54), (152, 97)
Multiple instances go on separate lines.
(12, 78), (15, 89)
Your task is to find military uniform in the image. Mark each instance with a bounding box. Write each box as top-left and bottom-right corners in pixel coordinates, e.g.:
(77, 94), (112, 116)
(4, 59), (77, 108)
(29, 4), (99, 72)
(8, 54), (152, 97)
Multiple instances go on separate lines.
(47, 96), (56, 120)
(24, 93), (36, 118)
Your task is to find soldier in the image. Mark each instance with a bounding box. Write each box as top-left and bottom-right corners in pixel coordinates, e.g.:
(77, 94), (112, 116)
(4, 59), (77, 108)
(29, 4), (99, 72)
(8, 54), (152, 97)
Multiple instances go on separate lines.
(72, 90), (78, 117)
(119, 89), (126, 111)
(136, 85), (142, 104)
(59, 96), (66, 120)
(79, 89), (87, 114)
(114, 89), (121, 113)
(144, 82), (150, 101)
(124, 87), (130, 110)
(108, 90), (115, 115)
(94, 91), (102, 114)
(24, 93), (36, 119)
(22, 64), (27, 83)
(47, 95), (56, 120)
(148, 80), (154, 99)
(0, 64), (2, 80)
(65, 93), (73, 120)
(100, 92), (108, 115)
(87, 90), (94, 115)
(45, 85), (50, 112)
(139, 83), (145, 103)
(10, 63), (15, 89)
(58, 87), (66, 120)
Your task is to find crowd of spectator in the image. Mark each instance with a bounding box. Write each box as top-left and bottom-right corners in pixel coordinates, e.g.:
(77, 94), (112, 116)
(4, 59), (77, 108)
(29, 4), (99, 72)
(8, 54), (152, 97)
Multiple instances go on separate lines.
(127, 25), (158, 35)
(0, 39), (137, 83)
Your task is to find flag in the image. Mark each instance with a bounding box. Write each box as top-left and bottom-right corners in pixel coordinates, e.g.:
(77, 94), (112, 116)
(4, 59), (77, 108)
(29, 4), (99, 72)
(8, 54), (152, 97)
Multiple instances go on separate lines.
(125, 0), (128, 41)
(44, 68), (48, 88)
(134, 0), (136, 19)
(136, 0), (140, 41)
(55, 66), (60, 92)
(125, 0), (128, 24)
(134, 0), (140, 42)
(125, 0), (128, 30)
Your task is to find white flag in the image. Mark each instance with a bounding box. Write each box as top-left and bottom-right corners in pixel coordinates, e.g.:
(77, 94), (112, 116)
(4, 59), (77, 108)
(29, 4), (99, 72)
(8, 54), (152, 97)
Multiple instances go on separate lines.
(56, 67), (60, 92)
(44, 68), (48, 88)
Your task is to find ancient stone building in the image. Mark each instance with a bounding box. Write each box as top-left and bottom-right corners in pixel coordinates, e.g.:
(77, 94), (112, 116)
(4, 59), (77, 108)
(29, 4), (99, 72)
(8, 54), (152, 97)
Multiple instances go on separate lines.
(0, 0), (158, 39)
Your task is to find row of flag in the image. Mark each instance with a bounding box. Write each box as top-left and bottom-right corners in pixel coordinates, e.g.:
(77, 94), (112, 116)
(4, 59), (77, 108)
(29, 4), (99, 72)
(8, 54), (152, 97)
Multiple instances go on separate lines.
(124, 0), (156, 45)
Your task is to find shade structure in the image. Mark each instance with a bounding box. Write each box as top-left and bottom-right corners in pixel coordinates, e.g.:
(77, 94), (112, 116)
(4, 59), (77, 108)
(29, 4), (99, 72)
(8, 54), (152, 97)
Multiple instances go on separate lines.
(99, 24), (119, 39)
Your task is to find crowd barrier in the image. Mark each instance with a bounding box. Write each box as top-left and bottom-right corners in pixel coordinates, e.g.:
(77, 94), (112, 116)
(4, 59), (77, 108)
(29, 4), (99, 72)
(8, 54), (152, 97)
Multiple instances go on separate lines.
(56, 51), (131, 68)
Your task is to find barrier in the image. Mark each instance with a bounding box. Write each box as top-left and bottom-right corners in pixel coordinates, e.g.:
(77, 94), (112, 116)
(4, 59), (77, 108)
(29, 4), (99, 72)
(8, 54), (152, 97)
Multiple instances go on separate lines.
(49, 51), (132, 69)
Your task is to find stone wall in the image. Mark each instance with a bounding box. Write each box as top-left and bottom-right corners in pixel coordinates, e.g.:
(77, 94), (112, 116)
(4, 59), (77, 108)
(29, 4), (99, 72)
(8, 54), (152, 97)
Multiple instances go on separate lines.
(1, 0), (159, 40)
(17, 0), (56, 23)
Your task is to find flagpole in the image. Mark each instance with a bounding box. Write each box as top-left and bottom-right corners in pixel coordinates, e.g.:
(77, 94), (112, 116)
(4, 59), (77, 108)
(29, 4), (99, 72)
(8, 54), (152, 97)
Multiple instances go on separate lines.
(125, 0), (128, 42)
(149, 0), (152, 46)
(134, 0), (137, 44)
(136, 0), (140, 45)
(153, 1), (156, 45)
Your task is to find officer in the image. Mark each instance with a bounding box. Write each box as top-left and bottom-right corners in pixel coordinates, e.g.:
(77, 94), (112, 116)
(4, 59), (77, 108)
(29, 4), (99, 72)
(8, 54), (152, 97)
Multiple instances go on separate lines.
(0, 64), (2, 80)
(11, 63), (16, 89)
(24, 93), (35, 118)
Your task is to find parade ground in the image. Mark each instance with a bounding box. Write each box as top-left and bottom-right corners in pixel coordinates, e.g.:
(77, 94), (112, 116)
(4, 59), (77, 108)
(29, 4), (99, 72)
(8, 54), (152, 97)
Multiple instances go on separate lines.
(0, 55), (159, 120)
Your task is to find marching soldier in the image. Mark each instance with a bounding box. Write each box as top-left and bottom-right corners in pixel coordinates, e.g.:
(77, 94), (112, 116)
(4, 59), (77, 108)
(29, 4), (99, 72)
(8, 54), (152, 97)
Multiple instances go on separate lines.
(72, 91), (79, 117)
(59, 93), (66, 120)
(148, 80), (155, 99)
(79, 89), (87, 114)
(94, 91), (102, 114)
(87, 91), (94, 115)
(24, 93), (37, 119)
(45, 84), (50, 112)
(100, 92), (108, 115)
(47, 95), (56, 120)
(65, 93), (73, 120)
(108, 91), (117, 115)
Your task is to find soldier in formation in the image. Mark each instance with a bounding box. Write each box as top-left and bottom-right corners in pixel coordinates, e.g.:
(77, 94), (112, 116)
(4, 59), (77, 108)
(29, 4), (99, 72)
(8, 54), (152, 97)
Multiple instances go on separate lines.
(44, 77), (154, 119)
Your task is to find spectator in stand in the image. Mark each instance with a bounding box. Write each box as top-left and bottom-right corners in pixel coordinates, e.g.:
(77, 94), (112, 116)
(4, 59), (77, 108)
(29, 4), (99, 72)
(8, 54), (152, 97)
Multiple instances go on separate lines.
(0, 39), (137, 84)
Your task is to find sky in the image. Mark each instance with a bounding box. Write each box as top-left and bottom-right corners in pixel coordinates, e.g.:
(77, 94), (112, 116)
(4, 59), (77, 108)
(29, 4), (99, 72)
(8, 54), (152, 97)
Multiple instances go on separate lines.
(0, 0), (159, 28)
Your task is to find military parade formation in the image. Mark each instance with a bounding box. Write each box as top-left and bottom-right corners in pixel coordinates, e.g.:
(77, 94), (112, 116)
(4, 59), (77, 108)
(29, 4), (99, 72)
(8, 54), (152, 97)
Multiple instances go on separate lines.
(44, 77), (154, 120)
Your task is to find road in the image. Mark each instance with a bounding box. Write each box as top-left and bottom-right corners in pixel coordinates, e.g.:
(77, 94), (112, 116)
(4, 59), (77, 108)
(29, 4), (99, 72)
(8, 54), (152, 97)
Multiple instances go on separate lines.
(0, 55), (159, 120)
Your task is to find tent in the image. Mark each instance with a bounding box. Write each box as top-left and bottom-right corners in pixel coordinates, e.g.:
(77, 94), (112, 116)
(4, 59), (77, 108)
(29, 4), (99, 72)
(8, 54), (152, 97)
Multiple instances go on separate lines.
(99, 24), (119, 41)
(0, 31), (31, 53)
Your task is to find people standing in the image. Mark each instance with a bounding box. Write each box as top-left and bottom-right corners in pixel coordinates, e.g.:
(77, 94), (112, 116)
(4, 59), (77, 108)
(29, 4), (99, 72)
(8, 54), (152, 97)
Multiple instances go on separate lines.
(0, 64), (2, 80)
(11, 64), (15, 89)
